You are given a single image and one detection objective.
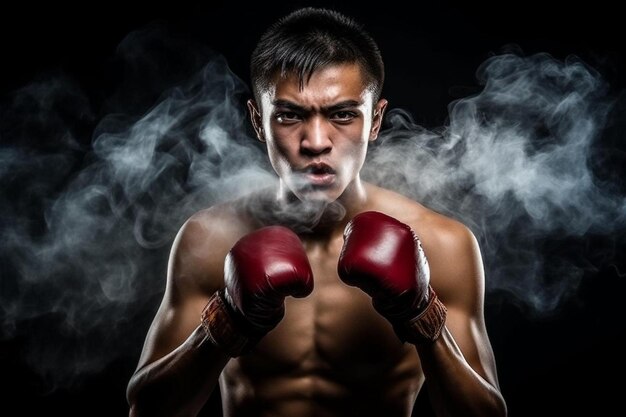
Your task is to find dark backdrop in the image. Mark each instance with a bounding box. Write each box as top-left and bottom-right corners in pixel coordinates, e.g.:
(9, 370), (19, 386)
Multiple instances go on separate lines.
(1, 1), (624, 416)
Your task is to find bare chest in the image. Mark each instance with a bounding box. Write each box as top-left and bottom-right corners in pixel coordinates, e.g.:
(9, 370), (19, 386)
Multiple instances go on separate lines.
(225, 242), (420, 383)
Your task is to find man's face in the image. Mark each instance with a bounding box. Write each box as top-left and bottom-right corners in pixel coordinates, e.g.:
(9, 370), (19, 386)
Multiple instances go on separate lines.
(249, 63), (387, 203)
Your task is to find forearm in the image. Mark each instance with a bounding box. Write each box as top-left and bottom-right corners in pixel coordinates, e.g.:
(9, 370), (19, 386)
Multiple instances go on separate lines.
(127, 326), (229, 417)
(416, 327), (507, 417)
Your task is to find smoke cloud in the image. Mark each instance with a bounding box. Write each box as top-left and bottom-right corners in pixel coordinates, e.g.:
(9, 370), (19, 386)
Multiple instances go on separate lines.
(1, 24), (624, 391)
(364, 50), (626, 314)
(1, 24), (275, 390)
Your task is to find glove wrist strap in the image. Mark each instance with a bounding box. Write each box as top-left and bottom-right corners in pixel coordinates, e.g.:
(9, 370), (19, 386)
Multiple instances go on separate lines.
(201, 289), (258, 357)
(393, 286), (447, 345)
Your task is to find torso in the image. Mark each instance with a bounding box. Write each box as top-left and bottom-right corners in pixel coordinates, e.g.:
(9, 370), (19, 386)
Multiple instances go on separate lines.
(220, 233), (423, 417)
(200, 182), (458, 417)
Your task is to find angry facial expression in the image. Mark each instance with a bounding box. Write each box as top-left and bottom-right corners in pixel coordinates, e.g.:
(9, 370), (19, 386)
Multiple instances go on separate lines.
(249, 63), (387, 204)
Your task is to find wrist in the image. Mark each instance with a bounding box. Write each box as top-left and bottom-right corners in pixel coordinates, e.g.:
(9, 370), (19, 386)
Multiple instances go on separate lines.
(200, 289), (262, 357)
(391, 286), (447, 345)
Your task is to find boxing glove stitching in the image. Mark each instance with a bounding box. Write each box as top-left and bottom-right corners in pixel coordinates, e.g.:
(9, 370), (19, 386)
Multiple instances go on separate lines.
(393, 286), (447, 345)
(201, 289), (256, 357)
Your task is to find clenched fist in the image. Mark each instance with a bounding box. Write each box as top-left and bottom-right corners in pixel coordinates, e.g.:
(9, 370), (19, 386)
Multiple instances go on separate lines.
(338, 211), (447, 345)
(202, 226), (314, 356)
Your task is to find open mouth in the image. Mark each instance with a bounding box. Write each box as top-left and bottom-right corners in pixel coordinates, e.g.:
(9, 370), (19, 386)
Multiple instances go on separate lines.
(301, 163), (336, 186)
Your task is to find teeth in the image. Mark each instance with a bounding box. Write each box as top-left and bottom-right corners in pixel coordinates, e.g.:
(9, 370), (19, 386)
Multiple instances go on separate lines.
(302, 164), (333, 175)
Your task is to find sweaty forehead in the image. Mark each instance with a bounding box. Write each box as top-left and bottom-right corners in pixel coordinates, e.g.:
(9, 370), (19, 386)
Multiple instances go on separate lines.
(264, 63), (372, 108)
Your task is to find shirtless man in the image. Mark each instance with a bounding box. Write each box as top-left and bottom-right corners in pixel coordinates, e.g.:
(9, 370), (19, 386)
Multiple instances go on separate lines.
(126, 7), (507, 417)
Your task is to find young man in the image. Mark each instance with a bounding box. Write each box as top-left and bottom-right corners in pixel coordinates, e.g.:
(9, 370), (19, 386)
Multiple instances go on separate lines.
(126, 7), (507, 417)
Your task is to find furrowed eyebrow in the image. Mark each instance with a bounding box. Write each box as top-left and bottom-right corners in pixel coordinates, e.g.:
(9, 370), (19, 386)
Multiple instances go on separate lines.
(272, 100), (306, 111)
(324, 101), (361, 113)
(272, 99), (362, 113)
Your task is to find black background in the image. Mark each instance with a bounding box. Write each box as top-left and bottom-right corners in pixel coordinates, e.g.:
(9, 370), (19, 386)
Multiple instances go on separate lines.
(1, 1), (625, 416)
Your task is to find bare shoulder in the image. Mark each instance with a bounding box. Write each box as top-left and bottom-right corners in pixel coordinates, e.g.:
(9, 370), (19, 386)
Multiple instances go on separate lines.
(366, 183), (484, 309)
(366, 183), (475, 241)
(166, 200), (254, 302)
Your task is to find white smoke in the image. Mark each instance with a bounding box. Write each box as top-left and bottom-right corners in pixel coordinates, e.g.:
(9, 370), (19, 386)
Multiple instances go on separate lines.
(1, 23), (624, 392)
(364, 50), (626, 315)
(0, 24), (275, 389)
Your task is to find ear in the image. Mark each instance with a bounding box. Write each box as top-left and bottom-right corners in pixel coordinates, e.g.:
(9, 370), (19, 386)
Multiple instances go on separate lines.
(369, 98), (388, 141)
(247, 99), (265, 142)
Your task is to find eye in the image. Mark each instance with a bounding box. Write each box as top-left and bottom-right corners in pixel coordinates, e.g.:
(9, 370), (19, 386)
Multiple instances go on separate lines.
(331, 111), (357, 123)
(275, 112), (301, 124)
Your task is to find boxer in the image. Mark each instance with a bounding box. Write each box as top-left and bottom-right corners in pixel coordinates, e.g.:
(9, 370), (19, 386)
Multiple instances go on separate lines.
(127, 7), (507, 417)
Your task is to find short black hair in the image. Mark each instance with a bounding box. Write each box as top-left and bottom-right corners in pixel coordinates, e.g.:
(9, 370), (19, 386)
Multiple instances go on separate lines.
(250, 7), (385, 101)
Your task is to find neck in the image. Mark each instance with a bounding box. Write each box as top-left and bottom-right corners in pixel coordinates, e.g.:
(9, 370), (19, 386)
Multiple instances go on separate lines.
(274, 177), (368, 236)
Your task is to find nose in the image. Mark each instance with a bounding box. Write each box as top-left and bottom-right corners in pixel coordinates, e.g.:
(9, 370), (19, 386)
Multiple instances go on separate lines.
(300, 117), (332, 155)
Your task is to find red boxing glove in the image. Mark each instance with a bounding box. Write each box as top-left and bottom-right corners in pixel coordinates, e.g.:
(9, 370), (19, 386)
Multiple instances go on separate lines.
(338, 211), (447, 345)
(202, 226), (314, 356)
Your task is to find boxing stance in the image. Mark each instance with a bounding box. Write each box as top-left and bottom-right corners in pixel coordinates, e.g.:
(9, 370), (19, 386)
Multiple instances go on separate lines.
(126, 7), (507, 417)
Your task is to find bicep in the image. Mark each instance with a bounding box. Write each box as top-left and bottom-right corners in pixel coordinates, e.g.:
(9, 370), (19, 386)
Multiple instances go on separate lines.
(445, 305), (501, 389)
(134, 212), (231, 371)
(134, 293), (211, 371)
(431, 223), (501, 388)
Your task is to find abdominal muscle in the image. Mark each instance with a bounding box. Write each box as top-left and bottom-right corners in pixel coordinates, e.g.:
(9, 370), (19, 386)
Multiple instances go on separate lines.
(218, 273), (425, 417)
